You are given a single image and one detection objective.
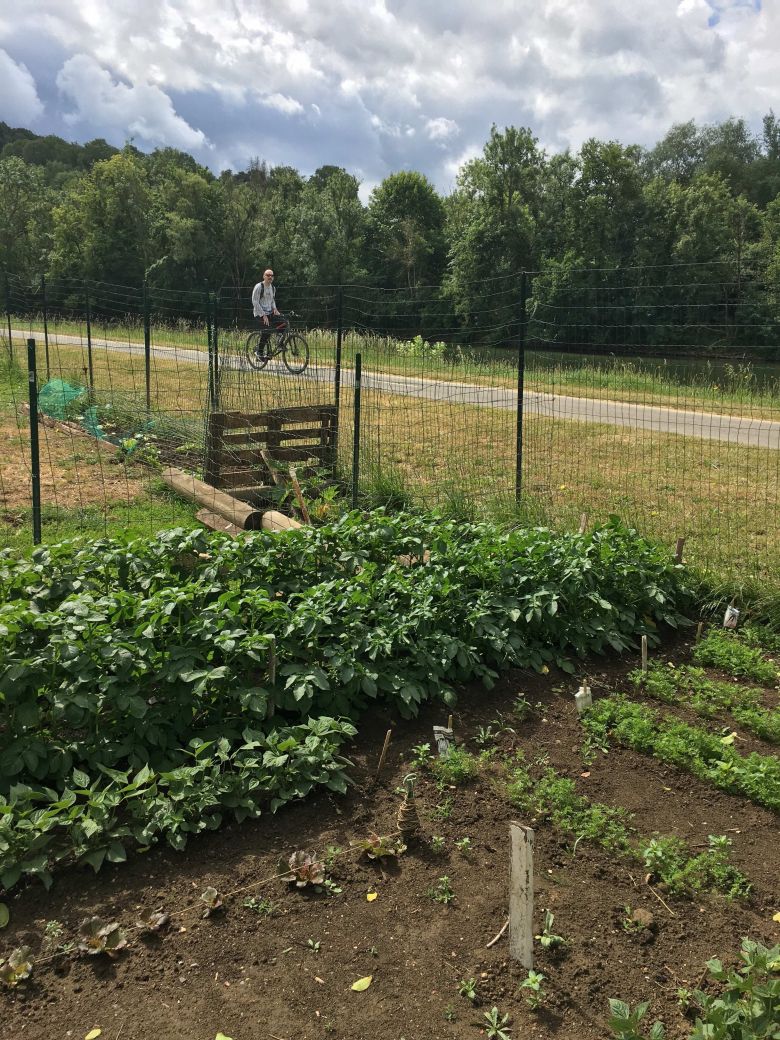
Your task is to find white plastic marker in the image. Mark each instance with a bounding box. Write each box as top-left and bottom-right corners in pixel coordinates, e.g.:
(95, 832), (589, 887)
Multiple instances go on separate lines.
(574, 683), (592, 715)
(641, 634), (648, 674)
(433, 725), (454, 756)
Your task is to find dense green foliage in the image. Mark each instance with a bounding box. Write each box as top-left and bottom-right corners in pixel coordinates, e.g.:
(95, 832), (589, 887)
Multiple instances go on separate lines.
(0, 513), (690, 888)
(3, 115), (780, 350)
(692, 630), (779, 685)
(584, 698), (780, 812)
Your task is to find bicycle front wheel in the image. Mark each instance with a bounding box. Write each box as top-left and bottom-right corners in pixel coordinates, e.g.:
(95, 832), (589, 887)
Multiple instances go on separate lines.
(283, 333), (310, 375)
(245, 331), (270, 370)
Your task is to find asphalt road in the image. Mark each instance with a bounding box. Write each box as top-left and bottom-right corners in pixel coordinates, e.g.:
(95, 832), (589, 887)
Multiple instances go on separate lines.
(11, 330), (780, 450)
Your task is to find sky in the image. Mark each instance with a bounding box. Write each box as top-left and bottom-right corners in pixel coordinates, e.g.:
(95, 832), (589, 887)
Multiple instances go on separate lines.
(0, 0), (777, 199)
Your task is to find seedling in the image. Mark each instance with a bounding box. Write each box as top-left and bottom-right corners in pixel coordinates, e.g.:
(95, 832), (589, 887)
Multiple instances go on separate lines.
(42, 920), (75, 955)
(430, 746), (481, 786)
(430, 835), (446, 853)
(430, 876), (455, 904)
(457, 976), (478, 1002)
(324, 844), (343, 869)
(287, 851), (325, 888)
(77, 917), (128, 957)
(136, 909), (170, 933)
(0, 947), (33, 987)
(351, 832), (407, 861)
(443, 1003), (457, 1022)
(411, 742), (433, 768)
(607, 998), (665, 1039)
(454, 836), (473, 854)
(483, 1006), (512, 1039)
(307, 938), (321, 953)
(621, 905), (645, 935)
(535, 909), (568, 951)
(513, 696), (532, 721)
(200, 887), (224, 914)
(429, 796), (454, 821)
(520, 970), (546, 1010)
(243, 897), (278, 916)
(475, 724), (496, 747)
(323, 878), (342, 895)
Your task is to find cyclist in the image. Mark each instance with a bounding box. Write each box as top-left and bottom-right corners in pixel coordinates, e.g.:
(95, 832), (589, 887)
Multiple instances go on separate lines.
(251, 268), (288, 353)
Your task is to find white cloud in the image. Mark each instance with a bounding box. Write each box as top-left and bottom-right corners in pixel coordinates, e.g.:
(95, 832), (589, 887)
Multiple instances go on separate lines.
(55, 53), (209, 152)
(0, 48), (44, 124)
(425, 117), (459, 142)
(0, 0), (777, 187)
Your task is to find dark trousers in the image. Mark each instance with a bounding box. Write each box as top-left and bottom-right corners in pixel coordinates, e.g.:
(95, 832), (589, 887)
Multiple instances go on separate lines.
(258, 312), (288, 349)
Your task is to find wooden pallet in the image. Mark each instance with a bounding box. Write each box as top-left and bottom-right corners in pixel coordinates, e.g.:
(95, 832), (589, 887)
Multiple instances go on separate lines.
(204, 405), (337, 504)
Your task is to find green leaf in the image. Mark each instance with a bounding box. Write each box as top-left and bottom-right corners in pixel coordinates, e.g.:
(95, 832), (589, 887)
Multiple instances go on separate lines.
(351, 975), (373, 991)
(0, 903), (9, 928)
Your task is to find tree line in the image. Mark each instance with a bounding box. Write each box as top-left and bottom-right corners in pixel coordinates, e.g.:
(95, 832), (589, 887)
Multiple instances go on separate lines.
(2, 115), (780, 352)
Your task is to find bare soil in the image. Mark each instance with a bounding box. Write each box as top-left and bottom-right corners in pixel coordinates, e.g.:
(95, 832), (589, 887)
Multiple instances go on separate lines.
(1, 637), (778, 1040)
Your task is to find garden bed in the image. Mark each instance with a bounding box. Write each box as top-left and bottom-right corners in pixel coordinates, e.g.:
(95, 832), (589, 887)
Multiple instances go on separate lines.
(1, 630), (778, 1040)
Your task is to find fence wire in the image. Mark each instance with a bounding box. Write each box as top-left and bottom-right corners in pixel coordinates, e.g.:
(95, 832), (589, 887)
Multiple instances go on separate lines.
(0, 266), (778, 589)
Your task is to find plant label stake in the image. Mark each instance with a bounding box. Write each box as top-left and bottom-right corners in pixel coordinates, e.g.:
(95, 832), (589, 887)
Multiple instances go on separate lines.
(723, 605), (740, 629)
(374, 729), (393, 783)
(674, 537), (685, 565)
(397, 774), (420, 839)
(574, 683), (592, 716)
(433, 725), (454, 756)
(696, 621), (704, 642)
(641, 635), (648, 675)
(509, 822), (534, 970)
(268, 635), (277, 684)
(578, 513), (587, 535)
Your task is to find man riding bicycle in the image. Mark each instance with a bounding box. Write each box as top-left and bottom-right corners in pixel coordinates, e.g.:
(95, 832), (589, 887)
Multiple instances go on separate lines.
(251, 269), (288, 352)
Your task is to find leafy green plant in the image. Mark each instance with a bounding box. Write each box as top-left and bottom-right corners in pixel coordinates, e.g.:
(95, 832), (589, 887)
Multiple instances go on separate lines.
(430, 876), (455, 905)
(77, 917), (128, 957)
(286, 851), (325, 889)
(535, 909), (568, 951)
(443, 1003), (457, 1022)
(307, 938), (321, 953)
(454, 836), (472, 854)
(607, 999), (665, 1039)
(430, 835), (446, 853)
(430, 747), (482, 786)
(520, 970), (547, 1011)
(351, 833), (406, 860)
(410, 743), (433, 768)
(136, 909), (170, 933)
(691, 938), (780, 1038)
(457, 976), (478, 1002)
(692, 630), (778, 685)
(0, 946), (33, 987)
(429, 797), (454, 821)
(483, 1006), (512, 1038)
(200, 887), (224, 914)
(243, 896), (278, 916)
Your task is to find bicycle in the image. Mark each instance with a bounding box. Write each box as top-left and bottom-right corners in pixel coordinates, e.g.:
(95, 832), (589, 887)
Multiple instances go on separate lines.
(244, 321), (310, 375)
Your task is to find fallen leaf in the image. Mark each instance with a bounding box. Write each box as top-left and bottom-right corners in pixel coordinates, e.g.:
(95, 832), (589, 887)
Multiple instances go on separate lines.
(85, 1031), (102, 1040)
(772, 912), (780, 924)
(351, 975), (373, 991)
(0, 903), (9, 928)
(366, 892), (378, 902)
(720, 732), (737, 746)
(215, 1033), (234, 1040)
(541, 665), (549, 674)
(662, 786), (672, 792)
(314, 976), (325, 984)
(580, 771), (590, 778)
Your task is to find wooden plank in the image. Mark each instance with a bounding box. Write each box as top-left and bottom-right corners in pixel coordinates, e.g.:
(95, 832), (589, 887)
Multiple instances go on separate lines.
(261, 445), (327, 463)
(265, 405), (337, 423)
(228, 486), (277, 503)
(220, 427), (331, 448)
(160, 467), (264, 530)
(214, 411), (274, 430)
(509, 822), (534, 970)
(215, 444), (327, 469)
(213, 468), (271, 490)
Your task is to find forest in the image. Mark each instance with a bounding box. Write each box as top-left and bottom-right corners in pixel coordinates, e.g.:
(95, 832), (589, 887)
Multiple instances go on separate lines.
(2, 114), (780, 350)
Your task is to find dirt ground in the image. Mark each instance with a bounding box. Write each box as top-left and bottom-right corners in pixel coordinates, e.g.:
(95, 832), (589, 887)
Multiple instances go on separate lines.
(1, 637), (778, 1040)
(0, 412), (148, 515)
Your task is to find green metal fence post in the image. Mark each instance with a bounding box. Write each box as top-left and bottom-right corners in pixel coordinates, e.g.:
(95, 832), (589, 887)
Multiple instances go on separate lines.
(351, 351), (362, 510)
(4, 272), (12, 361)
(515, 270), (527, 503)
(333, 284), (343, 462)
(41, 274), (51, 381)
(27, 338), (42, 544)
(85, 281), (94, 395)
(211, 290), (220, 410)
(143, 280), (151, 412)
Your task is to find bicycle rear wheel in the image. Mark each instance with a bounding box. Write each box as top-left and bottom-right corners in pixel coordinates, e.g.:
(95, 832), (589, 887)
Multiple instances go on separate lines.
(282, 333), (310, 375)
(245, 331), (270, 370)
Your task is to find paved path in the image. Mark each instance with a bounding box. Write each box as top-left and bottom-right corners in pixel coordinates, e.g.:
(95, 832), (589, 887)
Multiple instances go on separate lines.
(11, 330), (780, 450)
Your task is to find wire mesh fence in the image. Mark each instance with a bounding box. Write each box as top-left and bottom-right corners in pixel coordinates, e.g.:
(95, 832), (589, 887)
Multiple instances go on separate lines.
(1, 265), (778, 589)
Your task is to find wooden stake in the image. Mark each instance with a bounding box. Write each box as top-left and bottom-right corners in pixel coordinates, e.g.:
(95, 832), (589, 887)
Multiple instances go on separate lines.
(486, 918), (510, 948)
(447, 714), (453, 732)
(288, 466), (311, 524)
(674, 537), (685, 564)
(578, 513), (587, 535)
(268, 635), (277, 685)
(641, 635), (648, 674)
(696, 621), (704, 642)
(374, 729), (393, 782)
(508, 822), (534, 970)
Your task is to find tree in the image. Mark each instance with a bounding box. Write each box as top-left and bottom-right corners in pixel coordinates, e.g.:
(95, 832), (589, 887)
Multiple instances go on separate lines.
(0, 157), (51, 279)
(367, 171), (445, 289)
